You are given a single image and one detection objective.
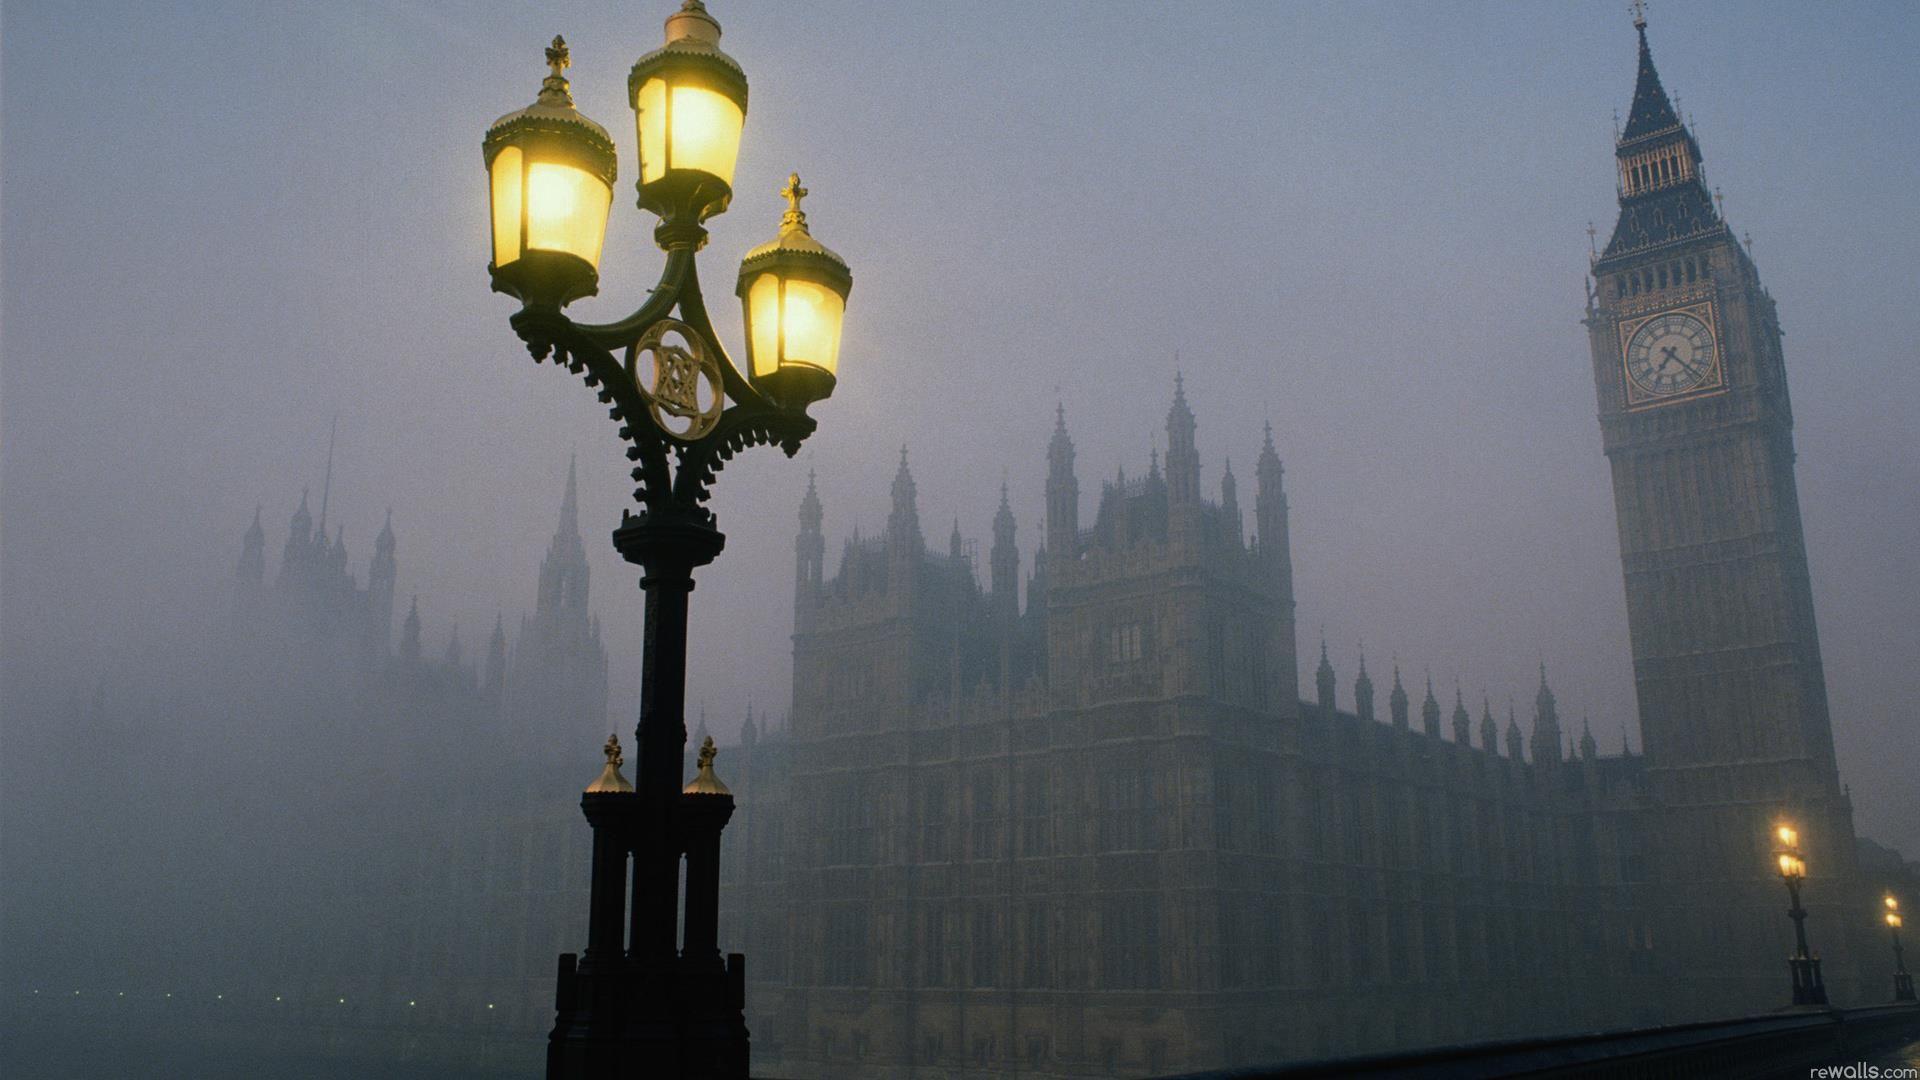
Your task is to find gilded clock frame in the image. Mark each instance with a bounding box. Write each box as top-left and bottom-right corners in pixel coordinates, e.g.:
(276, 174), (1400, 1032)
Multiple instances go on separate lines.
(1617, 295), (1725, 410)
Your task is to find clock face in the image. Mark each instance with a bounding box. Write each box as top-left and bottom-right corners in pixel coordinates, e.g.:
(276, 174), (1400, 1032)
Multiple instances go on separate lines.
(1624, 309), (1719, 401)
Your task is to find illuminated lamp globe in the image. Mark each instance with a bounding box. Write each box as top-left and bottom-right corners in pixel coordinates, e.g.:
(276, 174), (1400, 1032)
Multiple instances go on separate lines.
(736, 173), (852, 409)
(484, 36), (618, 310)
(628, 1), (749, 225)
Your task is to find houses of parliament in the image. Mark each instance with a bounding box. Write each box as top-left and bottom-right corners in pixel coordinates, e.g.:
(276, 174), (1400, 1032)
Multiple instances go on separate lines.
(208, 15), (1912, 1080)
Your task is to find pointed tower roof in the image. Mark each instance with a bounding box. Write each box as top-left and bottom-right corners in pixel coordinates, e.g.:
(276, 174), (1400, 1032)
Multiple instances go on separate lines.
(291, 487), (312, 534)
(559, 452), (580, 537)
(888, 446), (921, 547)
(1621, 11), (1680, 141)
(1049, 402), (1075, 471)
(799, 469), (823, 532)
(993, 479), (1016, 539)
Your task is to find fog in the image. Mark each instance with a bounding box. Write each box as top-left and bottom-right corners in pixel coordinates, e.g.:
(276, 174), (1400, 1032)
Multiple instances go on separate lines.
(4, 0), (1917, 1074)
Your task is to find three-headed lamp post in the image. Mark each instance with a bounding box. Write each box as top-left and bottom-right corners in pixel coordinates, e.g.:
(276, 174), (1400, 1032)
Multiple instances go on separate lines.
(481, 3), (851, 1077)
(1773, 824), (1828, 1006)
(1887, 895), (1916, 1002)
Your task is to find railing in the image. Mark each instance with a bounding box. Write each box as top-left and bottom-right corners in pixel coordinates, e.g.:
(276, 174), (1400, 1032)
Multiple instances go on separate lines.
(1161, 1003), (1920, 1080)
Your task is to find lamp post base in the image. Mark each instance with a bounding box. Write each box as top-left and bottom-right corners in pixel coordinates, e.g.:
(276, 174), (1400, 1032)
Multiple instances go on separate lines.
(1896, 971), (1916, 1003)
(1790, 956), (1829, 1006)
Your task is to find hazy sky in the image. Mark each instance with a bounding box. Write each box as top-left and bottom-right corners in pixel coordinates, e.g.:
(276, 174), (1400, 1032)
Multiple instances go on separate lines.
(4, 1), (1917, 852)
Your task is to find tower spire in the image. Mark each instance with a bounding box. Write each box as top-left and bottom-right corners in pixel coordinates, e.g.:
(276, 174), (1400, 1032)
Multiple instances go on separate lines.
(1622, 7), (1679, 141)
(560, 451), (580, 537)
(318, 416), (337, 536)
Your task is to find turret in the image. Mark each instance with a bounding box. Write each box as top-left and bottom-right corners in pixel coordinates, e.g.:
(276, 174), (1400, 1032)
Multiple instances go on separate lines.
(279, 488), (313, 587)
(400, 595), (422, 664)
(1579, 717), (1598, 761)
(1220, 459), (1241, 546)
(887, 447), (923, 554)
(1480, 697), (1499, 753)
(1315, 638), (1336, 716)
(1531, 661), (1563, 765)
(1254, 423), (1290, 591)
(949, 519), (964, 565)
(1045, 404), (1079, 561)
(1165, 373), (1200, 508)
(1505, 702), (1525, 761)
(989, 482), (1018, 623)
(369, 508), (397, 654)
(795, 471), (824, 623)
(1353, 650), (1375, 724)
(484, 613), (507, 699)
(1421, 673), (1442, 738)
(1387, 664), (1409, 730)
(445, 624), (464, 670)
(238, 507), (266, 588)
(1451, 684), (1471, 744)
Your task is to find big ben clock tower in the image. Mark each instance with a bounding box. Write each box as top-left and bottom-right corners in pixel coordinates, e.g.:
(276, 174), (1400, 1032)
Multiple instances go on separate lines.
(1586, 10), (1861, 1011)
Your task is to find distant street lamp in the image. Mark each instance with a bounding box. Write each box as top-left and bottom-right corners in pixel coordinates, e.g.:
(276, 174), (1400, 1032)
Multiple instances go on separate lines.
(1887, 896), (1916, 1002)
(481, 3), (852, 1077)
(1772, 824), (1828, 1006)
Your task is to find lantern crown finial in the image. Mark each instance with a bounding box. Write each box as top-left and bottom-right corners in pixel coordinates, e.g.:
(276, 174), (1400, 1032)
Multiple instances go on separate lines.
(780, 172), (810, 232)
(539, 35), (575, 107)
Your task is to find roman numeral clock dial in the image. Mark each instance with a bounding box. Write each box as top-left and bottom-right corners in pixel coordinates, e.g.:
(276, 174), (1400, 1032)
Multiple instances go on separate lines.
(1620, 304), (1724, 407)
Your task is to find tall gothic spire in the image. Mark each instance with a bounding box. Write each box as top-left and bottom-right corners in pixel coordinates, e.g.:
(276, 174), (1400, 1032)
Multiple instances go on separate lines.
(537, 458), (591, 617)
(1165, 372), (1199, 507)
(559, 452), (580, 538)
(887, 447), (922, 550)
(239, 507), (266, 586)
(1046, 403), (1079, 560)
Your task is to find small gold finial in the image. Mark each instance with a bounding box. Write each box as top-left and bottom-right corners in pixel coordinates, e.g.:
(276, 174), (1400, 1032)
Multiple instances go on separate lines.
(779, 172), (810, 232)
(1629, 0), (1647, 31)
(587, 733), (635, 793)
(536, 35), (576, 108)
(684, 734), (731, 795)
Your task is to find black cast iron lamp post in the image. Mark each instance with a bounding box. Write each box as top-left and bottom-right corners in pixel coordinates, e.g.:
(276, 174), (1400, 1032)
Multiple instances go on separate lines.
(1888, 896), (1916, 1002)
(1773, 824), (1828, 1007)
(481, 4), (850, 1076)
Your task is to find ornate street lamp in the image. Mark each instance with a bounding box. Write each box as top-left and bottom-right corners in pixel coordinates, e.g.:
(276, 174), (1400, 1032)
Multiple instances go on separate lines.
(1772, 823), (1828, 1006)
(1887, 896), (1916, 1002)
(481, 4), (851, 1077)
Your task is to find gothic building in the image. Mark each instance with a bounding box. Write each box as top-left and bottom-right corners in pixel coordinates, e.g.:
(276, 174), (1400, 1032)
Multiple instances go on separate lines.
(699, 19), (1881, 1078)
(716, 382), (1663, 1077)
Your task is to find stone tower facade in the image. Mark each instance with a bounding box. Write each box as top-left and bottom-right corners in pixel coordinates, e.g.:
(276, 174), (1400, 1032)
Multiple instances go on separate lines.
(1584, 12), (1863, 1014)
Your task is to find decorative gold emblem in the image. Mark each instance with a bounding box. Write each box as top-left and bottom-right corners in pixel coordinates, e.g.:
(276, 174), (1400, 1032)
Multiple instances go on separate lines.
(1618, 300), (1724, 409)
(631, 319), (726, 440)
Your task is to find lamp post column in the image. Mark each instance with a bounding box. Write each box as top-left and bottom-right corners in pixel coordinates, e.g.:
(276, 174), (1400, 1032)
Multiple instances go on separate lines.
(616, 511), (726, 968)
(1784, 878), (1827, 1006)
(1894, 921), (1916, 1002)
